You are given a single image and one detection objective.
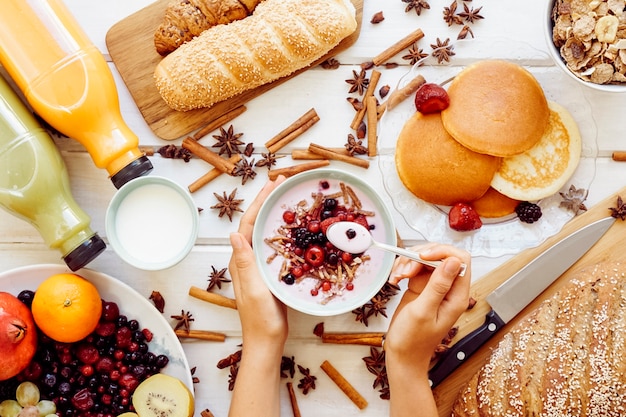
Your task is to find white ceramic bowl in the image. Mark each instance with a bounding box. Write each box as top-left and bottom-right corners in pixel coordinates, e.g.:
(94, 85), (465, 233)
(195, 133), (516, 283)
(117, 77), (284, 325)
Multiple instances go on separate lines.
(545, 0), (626, 93)
(106, 176), (199, 270)
(252, 168), (397, 316)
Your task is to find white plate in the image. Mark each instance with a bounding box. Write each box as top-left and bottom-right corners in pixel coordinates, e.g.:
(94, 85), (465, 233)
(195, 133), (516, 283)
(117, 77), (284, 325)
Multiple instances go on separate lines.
(378, 39), (598, 258)
(0, 264), (194, 391)
(252, 169), (397, 316)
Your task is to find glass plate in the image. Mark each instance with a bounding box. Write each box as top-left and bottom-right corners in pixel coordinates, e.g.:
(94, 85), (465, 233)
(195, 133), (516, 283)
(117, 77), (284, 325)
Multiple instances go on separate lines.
(378, 39), (598, 258)
(0, 264), (194, 390)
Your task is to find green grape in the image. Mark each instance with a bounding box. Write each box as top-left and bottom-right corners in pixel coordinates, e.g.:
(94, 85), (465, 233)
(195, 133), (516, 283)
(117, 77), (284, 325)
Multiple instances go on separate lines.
(15, 382), (39, 407)
(36, 400), (56, 416)
(0, 399), (21, 417)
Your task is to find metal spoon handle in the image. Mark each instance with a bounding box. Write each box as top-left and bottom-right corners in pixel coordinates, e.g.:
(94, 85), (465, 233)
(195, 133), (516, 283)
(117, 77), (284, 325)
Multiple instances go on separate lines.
(371, 241), (466, 276)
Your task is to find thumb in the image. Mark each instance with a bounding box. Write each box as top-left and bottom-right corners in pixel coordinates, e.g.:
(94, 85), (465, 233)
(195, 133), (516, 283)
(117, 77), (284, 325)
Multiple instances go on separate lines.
(418, 257), (462, 312)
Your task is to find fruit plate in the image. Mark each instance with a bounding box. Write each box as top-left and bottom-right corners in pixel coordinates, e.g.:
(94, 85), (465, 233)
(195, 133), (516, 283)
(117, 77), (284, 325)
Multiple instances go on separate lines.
(377, 38), (598, 258)
(0, 264), (194, 391)
(252, 168), (397, 316)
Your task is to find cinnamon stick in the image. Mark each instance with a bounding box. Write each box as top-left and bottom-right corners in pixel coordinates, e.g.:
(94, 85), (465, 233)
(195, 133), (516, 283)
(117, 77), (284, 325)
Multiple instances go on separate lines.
(286, 382), (302, 417)
(320, 360), (368, 410)
(268, 160), (330, 180)
(372, 28), (425, 66)
(377, 74), (426, 117)
(366, 96), (378, 157)
(612, 151), (626, 161)
(193, 105), (247, 141)
(188, 154), (241, 193)
(350, 69), (382, 130)
(321, 332), (384, 347)
(308, 143), (369, 169)
(182, 138), (237, 174)
(265, 108), (320, 153)
(189, 286), (237, 310)
(175, 329), (226, 342)
(291, 148), (349, 160)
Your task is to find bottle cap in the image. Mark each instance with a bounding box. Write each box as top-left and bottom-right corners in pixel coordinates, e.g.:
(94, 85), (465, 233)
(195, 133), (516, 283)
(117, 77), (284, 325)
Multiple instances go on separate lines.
(110, 155), (154, 189)
(63, 234), (107, 271)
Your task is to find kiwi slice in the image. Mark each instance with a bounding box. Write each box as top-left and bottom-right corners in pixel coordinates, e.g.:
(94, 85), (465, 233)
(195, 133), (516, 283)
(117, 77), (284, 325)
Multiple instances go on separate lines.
(132, 374), (194, 417)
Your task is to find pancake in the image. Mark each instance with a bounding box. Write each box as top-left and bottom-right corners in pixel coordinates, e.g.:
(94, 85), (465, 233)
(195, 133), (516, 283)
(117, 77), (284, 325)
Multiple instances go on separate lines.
(395, 112), (500, 206)
(490, 100), (582, 201)
(441, 60), (550, 157)
(471, 187), (520, 218)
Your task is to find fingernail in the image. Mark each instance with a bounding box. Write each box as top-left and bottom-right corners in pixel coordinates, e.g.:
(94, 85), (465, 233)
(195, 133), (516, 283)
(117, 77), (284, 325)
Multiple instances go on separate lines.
(444, 258), (461, 276)
(230, 233), (243, 249)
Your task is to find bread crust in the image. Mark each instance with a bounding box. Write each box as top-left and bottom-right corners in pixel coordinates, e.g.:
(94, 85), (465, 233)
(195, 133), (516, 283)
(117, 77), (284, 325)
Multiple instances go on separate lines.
(154, 0), (357, 111)
(452, 262), (626, 416)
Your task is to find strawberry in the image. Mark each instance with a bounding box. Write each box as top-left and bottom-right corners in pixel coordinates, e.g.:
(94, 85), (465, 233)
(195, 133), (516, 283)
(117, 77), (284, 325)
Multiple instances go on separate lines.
(448, 202), (482, 231)
(320, 216), (340, 234)
(352, 214), (370, 230)
(414, 83), (450, 114)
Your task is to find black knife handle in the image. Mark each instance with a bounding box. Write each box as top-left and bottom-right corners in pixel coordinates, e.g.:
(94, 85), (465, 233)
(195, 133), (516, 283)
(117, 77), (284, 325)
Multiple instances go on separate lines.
(428, 309), (505, 388)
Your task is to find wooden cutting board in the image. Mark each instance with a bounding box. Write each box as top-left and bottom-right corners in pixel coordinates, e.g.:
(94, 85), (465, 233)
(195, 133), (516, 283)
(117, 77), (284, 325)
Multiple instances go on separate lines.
(105, 0), (364, 140)
(435, 185), (626, 416)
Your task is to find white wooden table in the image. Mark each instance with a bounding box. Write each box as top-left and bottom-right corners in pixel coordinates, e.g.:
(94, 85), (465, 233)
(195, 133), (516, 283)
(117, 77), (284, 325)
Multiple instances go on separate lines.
(1, 1), (625, 416)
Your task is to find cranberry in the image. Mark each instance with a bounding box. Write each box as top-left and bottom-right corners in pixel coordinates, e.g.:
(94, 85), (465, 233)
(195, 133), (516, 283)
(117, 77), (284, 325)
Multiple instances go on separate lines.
(142, 328), (154, 343)
(116, 327), (132, 349)
(72, 388), (95, 411)
(304, 245), (325, 267)
(76, 343), (100, 365)
(282, 210), (296, 224)
(119, 373), (139, 391)
(101, 301), (120, 322)
(95, 322), (116, 337)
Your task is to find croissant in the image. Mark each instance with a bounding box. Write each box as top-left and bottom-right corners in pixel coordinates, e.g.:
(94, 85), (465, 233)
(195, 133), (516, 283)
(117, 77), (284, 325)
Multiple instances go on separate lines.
(154, 0), (357, 111)
(154, 0), (264, 56)
(452, 262), (626, 417)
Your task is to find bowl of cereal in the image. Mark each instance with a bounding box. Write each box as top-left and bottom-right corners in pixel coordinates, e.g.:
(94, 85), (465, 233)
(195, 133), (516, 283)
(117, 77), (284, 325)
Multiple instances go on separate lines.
(252, 169), (397, 316)
(546, 0), (626, 92)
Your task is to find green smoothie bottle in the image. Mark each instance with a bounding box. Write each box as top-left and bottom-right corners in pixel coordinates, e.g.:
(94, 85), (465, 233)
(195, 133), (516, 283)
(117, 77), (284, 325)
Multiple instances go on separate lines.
(0, 74), (105, 270)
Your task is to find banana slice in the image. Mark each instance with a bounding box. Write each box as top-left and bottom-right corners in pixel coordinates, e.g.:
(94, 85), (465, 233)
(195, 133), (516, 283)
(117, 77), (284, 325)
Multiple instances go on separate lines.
(132, 374), (194, 417)
(595, 15), (619, 43)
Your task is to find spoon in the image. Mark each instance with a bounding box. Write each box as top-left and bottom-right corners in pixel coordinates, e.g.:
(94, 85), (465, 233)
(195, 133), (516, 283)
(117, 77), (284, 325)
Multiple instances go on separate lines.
(326, 221), (466, 277)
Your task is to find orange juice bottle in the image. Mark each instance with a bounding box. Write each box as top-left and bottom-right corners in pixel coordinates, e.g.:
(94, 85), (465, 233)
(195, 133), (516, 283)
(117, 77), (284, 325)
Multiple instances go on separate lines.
(0, 74), (106, 270)
(0, 0), (152, 188)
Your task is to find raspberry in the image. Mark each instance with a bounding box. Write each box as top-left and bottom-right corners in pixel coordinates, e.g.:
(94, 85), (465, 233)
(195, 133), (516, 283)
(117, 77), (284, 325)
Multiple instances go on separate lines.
(515, 202), (542, 223)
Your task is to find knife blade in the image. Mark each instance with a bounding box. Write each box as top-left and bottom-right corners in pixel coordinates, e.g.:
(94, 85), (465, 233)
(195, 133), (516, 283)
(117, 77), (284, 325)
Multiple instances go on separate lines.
(428, 216), (616, 388)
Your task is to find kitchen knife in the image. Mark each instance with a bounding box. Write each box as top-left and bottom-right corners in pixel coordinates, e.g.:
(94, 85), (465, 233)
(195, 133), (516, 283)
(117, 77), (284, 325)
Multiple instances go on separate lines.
(428, 216), (616, 388)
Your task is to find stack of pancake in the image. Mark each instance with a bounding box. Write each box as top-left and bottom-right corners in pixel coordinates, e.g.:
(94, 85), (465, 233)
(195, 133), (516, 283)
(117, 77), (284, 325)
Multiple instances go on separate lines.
(395, 60), (582, 218)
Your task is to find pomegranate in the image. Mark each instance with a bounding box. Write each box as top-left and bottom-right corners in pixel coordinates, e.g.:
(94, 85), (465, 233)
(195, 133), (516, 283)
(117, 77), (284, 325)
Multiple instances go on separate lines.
(0, 292), (38, 381)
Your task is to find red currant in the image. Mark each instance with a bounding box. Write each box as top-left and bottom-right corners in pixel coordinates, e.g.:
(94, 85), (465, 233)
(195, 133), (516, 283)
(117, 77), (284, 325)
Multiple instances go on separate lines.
(346, 282), (354, 291)
(291, 265), (304, 278)
(341, 252), (353, 263)
(321, 281), (332, 292)
(310, 288), (319, 296)
(282, 210), (296, 224)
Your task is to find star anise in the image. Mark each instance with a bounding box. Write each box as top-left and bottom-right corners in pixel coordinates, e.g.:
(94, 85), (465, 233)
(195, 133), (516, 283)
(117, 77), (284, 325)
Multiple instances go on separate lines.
(191, 366), (200, 384)
(402, 42), (429, 65)
(344, 134), (368, 156)
(243, 142), (255, 157)
(207, 265), (230, 291)
(559, 185), (588, 215)
(458, 3), (484, 23)
(211, 189), (244, 221)
(227, 364), (239, 391)
(280, 356), (296, 378)
(217, 349), (242, 369)
(297, 365), (317, 394)
(320, 58), (340, 69)
(352, 282), (400, 326)
(149, 290), (165, 313)
(157, 144), (192, 162)
(430, 37), (455, 64)
(346, 69), (369, 95)
(233, 157), (257, 185)
(402, 0), (430, 15)
(212, 125), (244, 157)
(171, 310), (194, 332)
(609, 195), (626, 220)
(255, 152), (283, 169)
(363, 347), (388, 391)
(443, 0), (463, 26)
(457, 24), (475, 40)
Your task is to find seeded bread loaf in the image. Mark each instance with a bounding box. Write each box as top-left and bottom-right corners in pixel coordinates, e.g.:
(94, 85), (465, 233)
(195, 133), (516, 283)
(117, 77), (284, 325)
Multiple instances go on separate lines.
(154, 0), (264, 56)
(452, 262), (626, 416)
(153, 0), (357, 111)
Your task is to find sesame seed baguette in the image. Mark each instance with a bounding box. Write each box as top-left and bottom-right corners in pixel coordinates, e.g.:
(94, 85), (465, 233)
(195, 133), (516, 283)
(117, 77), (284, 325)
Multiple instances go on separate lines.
(154, 0), (357, 112)
(452, 262), (626, 416)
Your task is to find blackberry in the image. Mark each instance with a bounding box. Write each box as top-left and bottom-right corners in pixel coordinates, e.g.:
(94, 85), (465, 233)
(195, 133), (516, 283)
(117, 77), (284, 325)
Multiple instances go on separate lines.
(515, 201), (542, 223)
(292, 228), (312, 248)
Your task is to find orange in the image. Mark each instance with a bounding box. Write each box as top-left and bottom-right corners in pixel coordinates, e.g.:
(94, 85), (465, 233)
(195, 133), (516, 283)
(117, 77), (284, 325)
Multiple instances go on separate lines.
(31, 273), (102, 343)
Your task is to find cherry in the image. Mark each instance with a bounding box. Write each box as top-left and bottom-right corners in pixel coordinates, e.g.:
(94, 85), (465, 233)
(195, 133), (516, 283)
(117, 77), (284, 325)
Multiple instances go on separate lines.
(282, 210), (296, 224)
(290, 265), (304, 278)
(304, 245), (325, 268)
(101, 301), (120, 322)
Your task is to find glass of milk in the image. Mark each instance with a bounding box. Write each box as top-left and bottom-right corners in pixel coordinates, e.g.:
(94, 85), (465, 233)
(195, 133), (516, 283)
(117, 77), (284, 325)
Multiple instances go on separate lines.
(106, 176), (199, 270)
